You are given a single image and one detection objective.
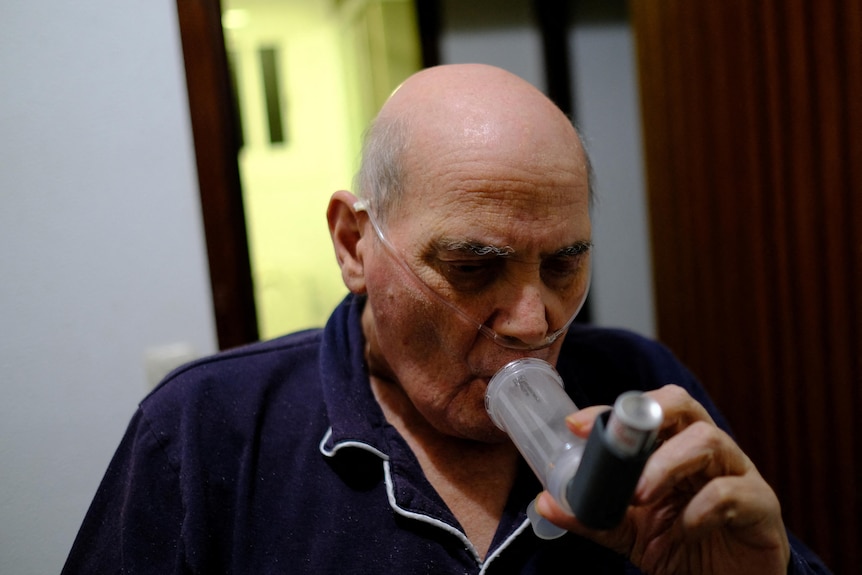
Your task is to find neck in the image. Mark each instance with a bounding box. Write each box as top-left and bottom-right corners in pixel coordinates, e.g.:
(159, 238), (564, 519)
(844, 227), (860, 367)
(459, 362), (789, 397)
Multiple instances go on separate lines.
(369, 373), (520, 560)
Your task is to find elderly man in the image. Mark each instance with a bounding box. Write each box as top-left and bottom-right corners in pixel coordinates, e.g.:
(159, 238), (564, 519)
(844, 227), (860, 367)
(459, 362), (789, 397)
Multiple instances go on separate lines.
(62, 64), (830, 574)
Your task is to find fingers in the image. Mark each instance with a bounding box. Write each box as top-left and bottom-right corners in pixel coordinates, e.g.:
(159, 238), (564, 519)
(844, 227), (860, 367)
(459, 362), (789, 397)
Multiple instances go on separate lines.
(550, 385), (790, 572)
(565, 405), (610, 438)
(566, 384), (715, 440)
(534, 490), (568, 522)
(682, 472), (781, 541)
(565, 385), (763, 519)
(534, 491), (633, 556)
(647, 384), (717, 437)
(681, 472), (792, 570)
(636, 419), (753, 503)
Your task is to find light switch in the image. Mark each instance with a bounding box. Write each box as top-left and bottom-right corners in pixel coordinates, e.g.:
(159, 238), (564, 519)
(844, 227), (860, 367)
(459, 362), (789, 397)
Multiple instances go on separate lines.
(144, 342), (198, 389)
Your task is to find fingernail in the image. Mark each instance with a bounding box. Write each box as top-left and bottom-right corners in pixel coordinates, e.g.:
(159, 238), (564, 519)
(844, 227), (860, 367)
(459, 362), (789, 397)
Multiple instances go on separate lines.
(534, 492), (552, 517)
(635, 476), (645, 497)
(565, 411), (590, 433)
(635, 475), (651, 501)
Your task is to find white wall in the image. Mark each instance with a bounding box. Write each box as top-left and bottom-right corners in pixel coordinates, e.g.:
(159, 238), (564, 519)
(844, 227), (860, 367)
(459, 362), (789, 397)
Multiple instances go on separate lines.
(570, 18), (656, 337)
(0, 2), (217, 574)
(440, 0), (544, 89)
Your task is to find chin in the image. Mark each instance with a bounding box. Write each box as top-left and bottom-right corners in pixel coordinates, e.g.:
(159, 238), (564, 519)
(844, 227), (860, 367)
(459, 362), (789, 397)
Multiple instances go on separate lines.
(473, 425), (512, 444)
(448, 412), (510, 444)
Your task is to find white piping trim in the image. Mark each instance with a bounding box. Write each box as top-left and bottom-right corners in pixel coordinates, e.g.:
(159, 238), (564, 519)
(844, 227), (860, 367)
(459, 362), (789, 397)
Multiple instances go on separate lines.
(318, 426), (389, 460)
(382, 460), (482, 565)
(479, 517), (533, 574)
(320, 427), (534, 570)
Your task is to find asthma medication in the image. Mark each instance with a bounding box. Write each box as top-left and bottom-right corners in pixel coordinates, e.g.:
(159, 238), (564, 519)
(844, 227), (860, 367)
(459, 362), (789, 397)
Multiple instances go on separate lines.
(486, 358), (663, 535)
(567, 391), (663, 529)
(604, 391), (663, 457)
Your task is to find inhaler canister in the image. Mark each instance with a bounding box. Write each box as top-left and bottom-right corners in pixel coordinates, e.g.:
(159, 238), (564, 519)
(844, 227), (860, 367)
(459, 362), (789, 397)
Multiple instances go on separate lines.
(605, 391), (663, 457)
(565, 390), (663, 529)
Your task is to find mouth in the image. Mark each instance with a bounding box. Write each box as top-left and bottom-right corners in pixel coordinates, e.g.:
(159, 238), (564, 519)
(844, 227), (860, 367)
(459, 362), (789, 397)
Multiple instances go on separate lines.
(474, 352), (550, 377)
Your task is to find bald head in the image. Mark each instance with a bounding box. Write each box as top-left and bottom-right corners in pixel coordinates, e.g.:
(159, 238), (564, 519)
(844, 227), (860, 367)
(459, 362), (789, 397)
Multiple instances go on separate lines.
(355, 64), (590, 221)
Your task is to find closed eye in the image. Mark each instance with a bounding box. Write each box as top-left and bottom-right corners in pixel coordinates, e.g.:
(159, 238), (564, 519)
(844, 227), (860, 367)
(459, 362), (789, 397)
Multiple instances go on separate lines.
(426, 240), (591, 293)
(438, 258), (503, 292)
(541, 256), (584, 282)
(541, 242), (592, 287)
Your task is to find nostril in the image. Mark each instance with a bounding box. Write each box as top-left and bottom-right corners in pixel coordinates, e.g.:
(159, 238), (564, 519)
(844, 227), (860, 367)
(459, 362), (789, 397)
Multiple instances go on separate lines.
(493, 300), (550, 346)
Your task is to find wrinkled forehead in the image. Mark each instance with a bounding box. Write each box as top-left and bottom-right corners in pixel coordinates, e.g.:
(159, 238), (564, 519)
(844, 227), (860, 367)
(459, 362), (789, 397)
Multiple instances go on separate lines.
(386, 175), (591, 259)
(397, 134), (589, 229)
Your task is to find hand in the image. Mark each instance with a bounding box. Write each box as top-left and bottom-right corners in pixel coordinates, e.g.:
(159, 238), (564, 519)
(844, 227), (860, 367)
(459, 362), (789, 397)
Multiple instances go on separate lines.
(535, 385), (791, 575)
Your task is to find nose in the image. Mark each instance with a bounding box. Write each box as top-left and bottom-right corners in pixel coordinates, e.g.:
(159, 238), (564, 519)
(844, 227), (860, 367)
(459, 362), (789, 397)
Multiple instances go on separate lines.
(491, 283), (551, 348)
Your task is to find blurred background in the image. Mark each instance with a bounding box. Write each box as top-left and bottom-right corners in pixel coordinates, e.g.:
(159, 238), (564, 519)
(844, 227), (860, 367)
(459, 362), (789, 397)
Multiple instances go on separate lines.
(2, 1), (858, 573)
(209, 0), (654, 342)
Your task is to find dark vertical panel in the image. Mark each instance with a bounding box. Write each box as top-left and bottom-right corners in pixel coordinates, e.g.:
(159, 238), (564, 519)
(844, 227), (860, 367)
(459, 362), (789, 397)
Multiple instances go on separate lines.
(733, 0), (781, 483)
(175, 0), (259, 349)
(226, 50), (245, 149)
(415, 0), (441, 68)
(533, 0), (595, 324)
(758, 0), (803, 521)
(819, 1), (862, 567)
(770, 0), (809, 550)
(782, 7), (830, 545)
(846, 2), (862, 565)
(532, 0), (573, 117)
(259, 46), (285, 145)
(630, 0), (677, 341)
(632, 0), (861, 572)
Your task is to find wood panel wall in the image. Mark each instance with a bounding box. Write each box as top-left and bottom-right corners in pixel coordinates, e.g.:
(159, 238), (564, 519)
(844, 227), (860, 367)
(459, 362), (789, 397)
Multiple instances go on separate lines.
(631, 1), (861, 572)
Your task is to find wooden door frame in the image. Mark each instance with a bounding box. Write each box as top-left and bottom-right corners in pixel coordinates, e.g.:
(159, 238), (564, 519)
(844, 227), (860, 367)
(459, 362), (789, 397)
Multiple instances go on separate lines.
(176, 0), (258, 350)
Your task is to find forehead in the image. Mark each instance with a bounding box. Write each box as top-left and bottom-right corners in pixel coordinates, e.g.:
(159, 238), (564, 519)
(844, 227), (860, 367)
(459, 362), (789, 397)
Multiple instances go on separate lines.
(390, 153), (591, 252)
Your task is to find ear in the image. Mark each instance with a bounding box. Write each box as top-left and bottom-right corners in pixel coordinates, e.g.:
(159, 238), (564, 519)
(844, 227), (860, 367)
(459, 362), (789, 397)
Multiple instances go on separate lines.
(327, 190), (368, 294)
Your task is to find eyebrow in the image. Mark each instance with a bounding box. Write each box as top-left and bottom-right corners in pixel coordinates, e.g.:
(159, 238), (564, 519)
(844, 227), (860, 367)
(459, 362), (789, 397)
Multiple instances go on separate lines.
(434, 239), (592, 258)
(554, 241), (593, 257)
(438, 239), (515, 257)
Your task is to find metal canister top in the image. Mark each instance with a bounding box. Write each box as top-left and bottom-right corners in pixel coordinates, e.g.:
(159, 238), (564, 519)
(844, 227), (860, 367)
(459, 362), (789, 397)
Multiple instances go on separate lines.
(605, 391), (663, 457)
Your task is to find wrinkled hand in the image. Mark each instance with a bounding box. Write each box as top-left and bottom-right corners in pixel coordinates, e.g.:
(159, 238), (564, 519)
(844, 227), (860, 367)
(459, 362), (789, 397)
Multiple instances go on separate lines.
(536, 385), (790, 575)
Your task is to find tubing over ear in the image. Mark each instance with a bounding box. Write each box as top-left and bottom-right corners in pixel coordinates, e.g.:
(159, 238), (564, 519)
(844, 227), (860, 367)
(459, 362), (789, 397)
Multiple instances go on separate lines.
(327, 190), (368, 294)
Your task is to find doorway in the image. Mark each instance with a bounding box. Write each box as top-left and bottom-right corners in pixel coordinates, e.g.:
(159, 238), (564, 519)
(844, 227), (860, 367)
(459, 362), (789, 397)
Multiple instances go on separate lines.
(221, 0), (422, 339)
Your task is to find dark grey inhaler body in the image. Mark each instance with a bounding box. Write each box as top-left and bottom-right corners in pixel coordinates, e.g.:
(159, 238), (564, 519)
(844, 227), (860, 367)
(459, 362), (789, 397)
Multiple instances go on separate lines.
(485, 358), (663, 536)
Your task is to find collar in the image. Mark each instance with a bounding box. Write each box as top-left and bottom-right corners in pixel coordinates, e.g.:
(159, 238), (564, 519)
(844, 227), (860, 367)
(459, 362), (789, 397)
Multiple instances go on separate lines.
(318, 294), (390, 458)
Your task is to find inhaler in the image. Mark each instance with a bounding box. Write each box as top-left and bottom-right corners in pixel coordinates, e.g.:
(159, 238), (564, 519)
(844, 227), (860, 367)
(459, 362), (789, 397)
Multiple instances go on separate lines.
(485, 358), (663, 538)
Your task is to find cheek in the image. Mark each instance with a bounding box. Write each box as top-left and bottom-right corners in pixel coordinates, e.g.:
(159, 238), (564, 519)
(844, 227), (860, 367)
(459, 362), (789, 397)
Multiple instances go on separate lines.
(365, 257), (467, 355)
(365, 263), (510, 439)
